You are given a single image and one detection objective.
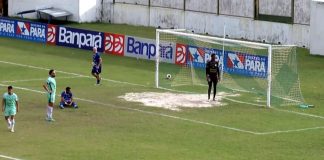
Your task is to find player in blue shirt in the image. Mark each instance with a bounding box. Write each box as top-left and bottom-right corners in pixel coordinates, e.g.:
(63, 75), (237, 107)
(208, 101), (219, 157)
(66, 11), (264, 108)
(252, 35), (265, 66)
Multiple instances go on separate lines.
(91, 47), (102, 85)
(59, 87), (78, 109)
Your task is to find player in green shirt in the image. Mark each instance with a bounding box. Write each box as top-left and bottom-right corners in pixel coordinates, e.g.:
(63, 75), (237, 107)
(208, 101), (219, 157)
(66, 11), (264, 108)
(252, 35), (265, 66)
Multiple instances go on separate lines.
(2, 86), (19, 132)
(43, 69), (56, 121)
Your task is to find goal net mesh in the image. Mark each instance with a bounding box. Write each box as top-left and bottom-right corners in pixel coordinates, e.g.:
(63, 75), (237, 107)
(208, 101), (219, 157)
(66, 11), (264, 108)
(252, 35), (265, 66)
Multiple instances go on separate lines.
(156, 30), (304, 106)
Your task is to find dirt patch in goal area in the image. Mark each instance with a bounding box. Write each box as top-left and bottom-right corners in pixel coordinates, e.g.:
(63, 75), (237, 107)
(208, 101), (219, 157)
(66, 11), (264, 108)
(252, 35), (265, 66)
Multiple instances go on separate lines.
(119, 92), (239, 111)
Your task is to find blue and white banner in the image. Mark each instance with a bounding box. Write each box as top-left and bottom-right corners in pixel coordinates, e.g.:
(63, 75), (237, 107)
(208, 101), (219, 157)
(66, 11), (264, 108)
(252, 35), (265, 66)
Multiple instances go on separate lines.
(177, 44), (223, 69)
(224, 51), (268, 78)
(0, 18), (15, 38)
(125, 36), (175, 63)
(56, 26), (104, 52)
(15, 20), (47, 42)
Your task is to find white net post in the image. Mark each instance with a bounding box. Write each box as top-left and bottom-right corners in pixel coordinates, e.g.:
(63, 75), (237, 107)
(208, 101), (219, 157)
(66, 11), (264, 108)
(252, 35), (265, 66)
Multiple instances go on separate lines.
(155, 29), (160, 88)
(267, 45), (272, 107)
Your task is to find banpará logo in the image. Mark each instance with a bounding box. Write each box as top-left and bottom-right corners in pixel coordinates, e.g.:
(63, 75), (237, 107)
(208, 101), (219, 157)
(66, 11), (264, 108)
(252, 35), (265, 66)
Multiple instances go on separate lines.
(47, 24), (56, 44)
(58, 27), (102, 49)
(126, 36), (173, 60)
(175, 44), (187, 65)
(104, 33), (125, 55)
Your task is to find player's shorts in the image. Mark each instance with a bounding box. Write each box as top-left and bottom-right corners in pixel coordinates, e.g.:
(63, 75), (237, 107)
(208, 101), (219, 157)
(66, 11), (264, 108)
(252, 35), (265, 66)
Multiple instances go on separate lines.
(47, 93), (55, 103)
(91, 65), (102, 74)
(4, 107), (16, 116)
(60, 101), (77, 107)
(207, 77), (218, 84)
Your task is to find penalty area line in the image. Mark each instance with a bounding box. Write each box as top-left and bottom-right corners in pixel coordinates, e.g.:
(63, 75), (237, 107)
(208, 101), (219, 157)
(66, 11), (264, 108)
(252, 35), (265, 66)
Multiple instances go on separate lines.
(0, 154), (24, 160)
(0, 60), (146, 87)
(259, 126), (324, 135)
(1, 76), (83, 83)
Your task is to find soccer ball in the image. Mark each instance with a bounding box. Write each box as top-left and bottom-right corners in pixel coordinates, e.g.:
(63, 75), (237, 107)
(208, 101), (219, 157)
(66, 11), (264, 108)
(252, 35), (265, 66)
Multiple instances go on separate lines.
(166, 74), (172, 79)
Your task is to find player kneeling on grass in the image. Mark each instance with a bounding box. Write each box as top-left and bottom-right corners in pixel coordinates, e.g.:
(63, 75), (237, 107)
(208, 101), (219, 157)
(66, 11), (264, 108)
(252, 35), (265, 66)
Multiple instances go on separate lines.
(2, 86), (19, 132)
(60, 87), (78, 109)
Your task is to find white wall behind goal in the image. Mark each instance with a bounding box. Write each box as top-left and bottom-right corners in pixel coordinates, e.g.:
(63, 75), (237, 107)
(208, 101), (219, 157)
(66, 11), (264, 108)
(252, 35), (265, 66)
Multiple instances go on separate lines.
(150, 7), (185, 29)
(150, 0), (184, 10)
(9, 0), (80, 21)
(7, 0), (314, 50)
(185, 0), (218, 14)
(8, 0), (103, 22)
(259, 0), (292, 17)
(219, 0), (254, 18)
(115, 0), (149, 5)
(294, 0), (311, 24)
(113, 3), (150, 26)
(310, 0), (324, 55)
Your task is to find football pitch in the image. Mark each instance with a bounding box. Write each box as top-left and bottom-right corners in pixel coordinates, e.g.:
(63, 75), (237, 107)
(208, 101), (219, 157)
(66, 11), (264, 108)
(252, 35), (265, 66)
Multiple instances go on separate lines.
(1, 24), (324, 160)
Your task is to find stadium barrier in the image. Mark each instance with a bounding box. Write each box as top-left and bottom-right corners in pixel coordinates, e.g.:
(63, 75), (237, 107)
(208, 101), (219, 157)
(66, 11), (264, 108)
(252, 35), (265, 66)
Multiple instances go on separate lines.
(0, 17), (176, 63)
(0, 16), (271, 76)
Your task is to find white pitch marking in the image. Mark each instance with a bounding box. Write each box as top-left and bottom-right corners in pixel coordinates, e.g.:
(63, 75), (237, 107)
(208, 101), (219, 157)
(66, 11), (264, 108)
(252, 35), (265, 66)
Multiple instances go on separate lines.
(0, 60), (146, 87)
(1, 76), (82, 83)
(272, 107), (324, 120)
(258, 126), (324, 135)
(0, 154), (24, 160)
(1, 60), (323, 121)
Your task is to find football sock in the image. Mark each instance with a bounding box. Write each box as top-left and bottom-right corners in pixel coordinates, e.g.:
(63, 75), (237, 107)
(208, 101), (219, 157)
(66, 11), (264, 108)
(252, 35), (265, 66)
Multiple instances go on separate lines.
(49, 107), (53, 119)
(11, 119), (15, 130)
(47, 106), (53, 119)
(7, 119), (12, 127)
(47, 106), (50, 118)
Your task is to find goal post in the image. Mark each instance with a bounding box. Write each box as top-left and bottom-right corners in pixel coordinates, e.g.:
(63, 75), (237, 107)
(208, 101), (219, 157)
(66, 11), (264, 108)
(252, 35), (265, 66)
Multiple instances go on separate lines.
(155, 29), (304, 107)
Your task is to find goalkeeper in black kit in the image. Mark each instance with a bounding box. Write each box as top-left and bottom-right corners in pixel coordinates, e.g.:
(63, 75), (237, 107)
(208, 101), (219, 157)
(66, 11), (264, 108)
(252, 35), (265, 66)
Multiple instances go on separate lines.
(206, 53), (220, 101)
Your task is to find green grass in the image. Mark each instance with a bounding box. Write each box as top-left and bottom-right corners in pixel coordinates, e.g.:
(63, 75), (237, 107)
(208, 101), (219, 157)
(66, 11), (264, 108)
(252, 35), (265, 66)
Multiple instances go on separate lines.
(0, 23), (324, 160)
(67, 23), (156, 39)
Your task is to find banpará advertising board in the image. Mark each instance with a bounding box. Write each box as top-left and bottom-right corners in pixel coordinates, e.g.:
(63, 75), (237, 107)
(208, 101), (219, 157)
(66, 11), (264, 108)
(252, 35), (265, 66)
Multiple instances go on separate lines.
(0, 18), (269, 79)
(56, 26), (104, 52)
(125, 35), (175, 63)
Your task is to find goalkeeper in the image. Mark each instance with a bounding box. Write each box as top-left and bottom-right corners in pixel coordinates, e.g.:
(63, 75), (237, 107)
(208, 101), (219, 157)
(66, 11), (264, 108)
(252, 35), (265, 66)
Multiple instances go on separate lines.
(206, 53), (220, 101)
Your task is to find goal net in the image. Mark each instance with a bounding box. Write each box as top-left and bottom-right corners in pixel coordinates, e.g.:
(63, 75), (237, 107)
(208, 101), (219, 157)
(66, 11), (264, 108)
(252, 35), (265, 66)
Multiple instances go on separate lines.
(155, 29), (304, 107)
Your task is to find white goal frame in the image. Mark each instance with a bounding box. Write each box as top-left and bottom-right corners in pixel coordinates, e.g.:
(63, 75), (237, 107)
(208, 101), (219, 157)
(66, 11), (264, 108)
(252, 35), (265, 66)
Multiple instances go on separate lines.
(156, 29), (273, 107)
